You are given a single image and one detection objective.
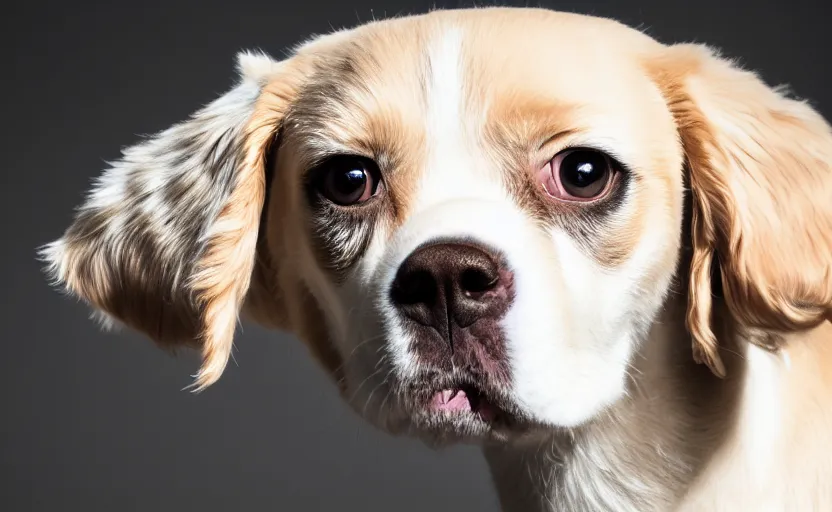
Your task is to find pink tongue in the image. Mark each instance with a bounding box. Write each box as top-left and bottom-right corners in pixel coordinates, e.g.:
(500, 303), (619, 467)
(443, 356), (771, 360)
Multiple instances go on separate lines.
(431, 389), (472, 411)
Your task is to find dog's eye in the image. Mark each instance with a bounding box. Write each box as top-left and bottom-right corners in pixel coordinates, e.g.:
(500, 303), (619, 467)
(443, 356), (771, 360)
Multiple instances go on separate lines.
(543, 149), (616, 201)
(314, 155), (381, 206)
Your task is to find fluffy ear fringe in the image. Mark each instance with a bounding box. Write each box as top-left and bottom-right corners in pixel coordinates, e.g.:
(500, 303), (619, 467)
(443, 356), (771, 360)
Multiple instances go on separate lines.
(40, 50), (292, 392)
(236, 50), (284, 85)
(651, 43), (832, 375)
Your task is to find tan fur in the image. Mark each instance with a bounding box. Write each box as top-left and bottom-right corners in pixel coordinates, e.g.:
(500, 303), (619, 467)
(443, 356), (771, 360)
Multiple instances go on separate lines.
(189, 60), (311, 389)
(45, 7), (832, 509)
(645, 43), (832, 378)
(457, 10), (682, 270)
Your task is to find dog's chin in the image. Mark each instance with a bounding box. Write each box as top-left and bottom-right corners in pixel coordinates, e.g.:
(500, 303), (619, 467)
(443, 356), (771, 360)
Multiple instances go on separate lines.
(400, 411), (519, 448)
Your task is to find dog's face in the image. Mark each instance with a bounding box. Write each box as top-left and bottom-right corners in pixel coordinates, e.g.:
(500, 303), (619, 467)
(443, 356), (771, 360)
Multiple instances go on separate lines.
(270, 11), (686, 440)
(44, 8), (832, 445)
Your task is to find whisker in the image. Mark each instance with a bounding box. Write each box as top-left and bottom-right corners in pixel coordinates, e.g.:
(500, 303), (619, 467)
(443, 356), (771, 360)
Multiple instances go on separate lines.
(347, 366), (384, 404)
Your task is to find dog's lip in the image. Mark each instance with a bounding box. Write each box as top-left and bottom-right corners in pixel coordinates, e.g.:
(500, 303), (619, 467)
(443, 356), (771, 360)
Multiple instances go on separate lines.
(410, 376), (523, 428)
(429, 385), (500, 422)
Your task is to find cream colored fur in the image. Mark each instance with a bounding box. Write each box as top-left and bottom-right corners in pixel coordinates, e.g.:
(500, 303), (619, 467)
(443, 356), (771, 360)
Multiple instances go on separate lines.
(43, 8), (832, 511)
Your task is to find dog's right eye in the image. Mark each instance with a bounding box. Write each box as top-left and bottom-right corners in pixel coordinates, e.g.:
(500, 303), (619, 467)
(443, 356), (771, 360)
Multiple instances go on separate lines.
(312, 155), (382, 206)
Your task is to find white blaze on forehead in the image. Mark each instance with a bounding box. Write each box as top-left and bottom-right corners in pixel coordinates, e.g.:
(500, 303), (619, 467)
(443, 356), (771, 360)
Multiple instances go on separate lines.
(426, 26), (464, 139)
(415, 25), (505, 214)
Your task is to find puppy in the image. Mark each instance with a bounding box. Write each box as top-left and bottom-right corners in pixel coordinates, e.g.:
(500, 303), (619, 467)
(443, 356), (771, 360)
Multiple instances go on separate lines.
(42, 7), (832, 511)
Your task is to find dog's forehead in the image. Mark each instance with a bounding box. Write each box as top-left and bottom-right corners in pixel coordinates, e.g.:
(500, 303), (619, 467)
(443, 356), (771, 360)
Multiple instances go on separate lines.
(298, 9), (662, 102)
(285, 8), (682, 228)
(291, 9), (674, 160)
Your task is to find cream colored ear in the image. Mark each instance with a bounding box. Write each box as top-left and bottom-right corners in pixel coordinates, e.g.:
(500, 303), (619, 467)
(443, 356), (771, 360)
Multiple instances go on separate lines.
(649, 44), (832, 375)
(41, 51), (305, 390)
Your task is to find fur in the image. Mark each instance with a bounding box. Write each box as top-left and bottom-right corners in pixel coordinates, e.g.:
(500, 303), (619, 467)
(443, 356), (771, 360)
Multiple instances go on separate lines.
(43, 7), (832, 510)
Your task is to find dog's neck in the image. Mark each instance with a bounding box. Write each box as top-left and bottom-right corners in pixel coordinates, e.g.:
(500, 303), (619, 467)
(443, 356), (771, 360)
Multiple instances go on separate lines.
(481, 290), (754, 512)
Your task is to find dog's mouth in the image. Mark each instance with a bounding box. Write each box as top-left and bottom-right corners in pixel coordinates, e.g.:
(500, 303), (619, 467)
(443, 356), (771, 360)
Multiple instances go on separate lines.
(391, 374), (532, 443)
(429, 385), (502, 422)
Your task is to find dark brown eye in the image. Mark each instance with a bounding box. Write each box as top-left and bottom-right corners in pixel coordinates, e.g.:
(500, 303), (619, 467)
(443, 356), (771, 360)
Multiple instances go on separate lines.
(315, 155), (381, 206)
(542, 149), (616, 201)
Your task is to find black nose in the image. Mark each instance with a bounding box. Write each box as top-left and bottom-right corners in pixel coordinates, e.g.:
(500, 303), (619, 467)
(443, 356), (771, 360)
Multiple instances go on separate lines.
(390, 242), (511, 333)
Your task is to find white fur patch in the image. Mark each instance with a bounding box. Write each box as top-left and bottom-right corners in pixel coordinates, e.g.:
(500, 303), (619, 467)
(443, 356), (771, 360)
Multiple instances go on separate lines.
(741, 344), (783, 480)
(416, 26), (505, 213)
(236, 50), (282, 85)
(506, 228), (636, 427)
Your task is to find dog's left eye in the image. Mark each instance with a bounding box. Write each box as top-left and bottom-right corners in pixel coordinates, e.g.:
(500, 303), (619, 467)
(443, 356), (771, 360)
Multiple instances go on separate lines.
(540, 148), (619, 202)
(313, 155), (382, 206)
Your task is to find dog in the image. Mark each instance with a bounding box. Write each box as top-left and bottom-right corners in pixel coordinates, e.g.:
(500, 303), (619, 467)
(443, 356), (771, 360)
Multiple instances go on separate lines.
(41, 7), (832, 511)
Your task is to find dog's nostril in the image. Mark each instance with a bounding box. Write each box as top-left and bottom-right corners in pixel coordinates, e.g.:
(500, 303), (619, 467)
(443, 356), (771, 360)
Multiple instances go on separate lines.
(459, 267), (498, 296)
(392, 269), (437, 306)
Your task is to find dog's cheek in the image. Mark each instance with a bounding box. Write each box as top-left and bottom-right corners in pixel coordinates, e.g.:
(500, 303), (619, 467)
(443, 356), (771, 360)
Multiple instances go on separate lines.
(510, 208), (679, 426)
(336, 237), (401, 378)
(294, 285), (347, 387)
(253, 182), (351, 387)
(500, 229), (638, 427)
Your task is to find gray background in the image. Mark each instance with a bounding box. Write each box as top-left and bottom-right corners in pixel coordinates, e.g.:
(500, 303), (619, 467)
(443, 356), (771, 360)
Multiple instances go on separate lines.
(3, 0), (829, 510)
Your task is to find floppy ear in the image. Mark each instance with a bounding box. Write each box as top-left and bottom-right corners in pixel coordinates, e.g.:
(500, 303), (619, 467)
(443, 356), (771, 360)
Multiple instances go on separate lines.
(41, 51), (305, 390)
(650, 44), (832, 375)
